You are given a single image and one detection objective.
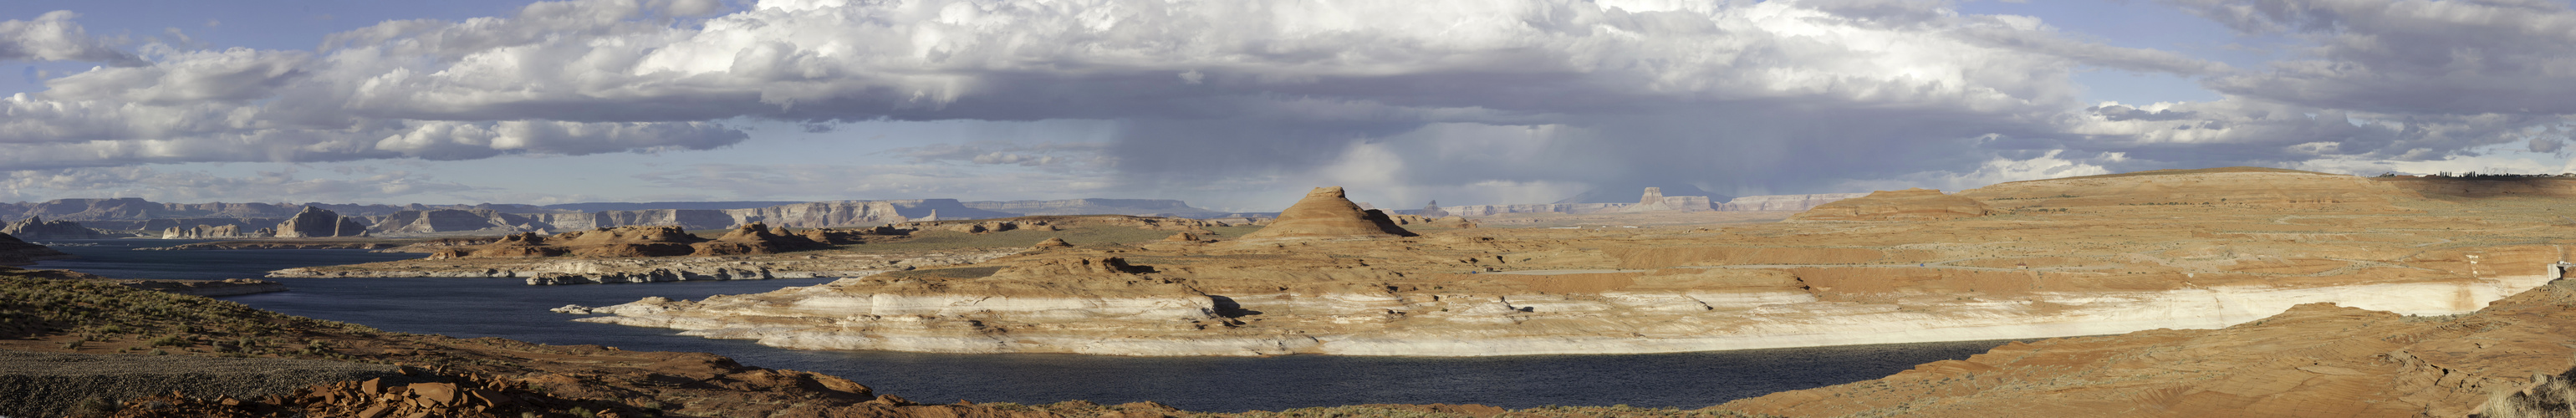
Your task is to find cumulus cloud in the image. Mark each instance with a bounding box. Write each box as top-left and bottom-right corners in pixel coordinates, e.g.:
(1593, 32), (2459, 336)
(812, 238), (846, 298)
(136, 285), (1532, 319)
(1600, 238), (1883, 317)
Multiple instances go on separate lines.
(1836, 150), (2116, 192)
(6, 0), (2570, 205)
(0, 11), (143, 65)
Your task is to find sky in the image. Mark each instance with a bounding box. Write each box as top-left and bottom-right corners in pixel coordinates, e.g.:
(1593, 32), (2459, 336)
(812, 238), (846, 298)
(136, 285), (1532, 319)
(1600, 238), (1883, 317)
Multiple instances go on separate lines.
(2, 0), (2573, 212)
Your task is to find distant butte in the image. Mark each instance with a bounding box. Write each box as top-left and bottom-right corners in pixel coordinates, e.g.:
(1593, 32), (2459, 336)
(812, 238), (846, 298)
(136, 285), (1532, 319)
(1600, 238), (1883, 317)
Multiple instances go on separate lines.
(1236, 186), (1417, 241)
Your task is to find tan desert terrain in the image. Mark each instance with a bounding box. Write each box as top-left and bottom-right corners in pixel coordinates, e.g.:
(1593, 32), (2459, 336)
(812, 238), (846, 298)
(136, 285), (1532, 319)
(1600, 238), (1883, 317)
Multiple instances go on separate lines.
(529, 168), (2576, 358)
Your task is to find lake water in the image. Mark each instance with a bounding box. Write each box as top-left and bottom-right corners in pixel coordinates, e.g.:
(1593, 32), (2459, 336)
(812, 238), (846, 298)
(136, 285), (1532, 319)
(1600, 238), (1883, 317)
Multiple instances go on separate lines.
(28, 239), (2016, 411)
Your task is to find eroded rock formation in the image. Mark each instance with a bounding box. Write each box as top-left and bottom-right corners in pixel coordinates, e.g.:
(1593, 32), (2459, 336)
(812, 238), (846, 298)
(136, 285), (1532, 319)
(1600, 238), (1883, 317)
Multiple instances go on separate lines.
(885, 215), (1224, 235)
(371, 209), (554, 233)
(1237, 186), (1416, 241)
(431, 224), (832, 260)
(160, 224), (273, 239)
(1619, 187), (1716, 212)
(562, 171), (2576, 357)
(1, 217), (104, 240)
(273, 206), (369, 237)
(691, 223), (827, 256)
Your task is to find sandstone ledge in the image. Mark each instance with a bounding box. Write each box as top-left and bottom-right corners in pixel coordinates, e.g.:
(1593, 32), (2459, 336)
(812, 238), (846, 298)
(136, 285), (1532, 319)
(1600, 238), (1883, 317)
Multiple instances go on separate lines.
(564, 269), (2555, 357)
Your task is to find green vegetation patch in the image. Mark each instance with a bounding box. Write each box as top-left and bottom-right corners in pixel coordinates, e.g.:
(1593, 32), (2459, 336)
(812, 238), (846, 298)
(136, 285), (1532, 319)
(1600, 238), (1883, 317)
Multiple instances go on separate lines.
(0, 273), (377, 349)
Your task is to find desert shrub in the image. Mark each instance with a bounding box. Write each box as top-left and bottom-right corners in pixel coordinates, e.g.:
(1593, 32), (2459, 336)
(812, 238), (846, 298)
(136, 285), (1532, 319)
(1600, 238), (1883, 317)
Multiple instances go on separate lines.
(65, 396), (119, 418)
(145, 334), (191, 347)
(0, 274), (375, 341)
(2479, 370), (2576, 418)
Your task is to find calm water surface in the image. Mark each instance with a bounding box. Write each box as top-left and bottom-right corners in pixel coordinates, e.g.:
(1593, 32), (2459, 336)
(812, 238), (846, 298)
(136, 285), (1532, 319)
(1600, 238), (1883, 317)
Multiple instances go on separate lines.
(31, 239), (2013, 411)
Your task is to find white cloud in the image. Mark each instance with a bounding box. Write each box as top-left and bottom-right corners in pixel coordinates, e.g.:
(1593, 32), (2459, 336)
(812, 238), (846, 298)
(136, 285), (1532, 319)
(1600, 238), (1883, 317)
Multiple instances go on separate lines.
(1835, 150), (2114, 192)
(3, 0), (2568, 204)
(0, 11), (143, 65)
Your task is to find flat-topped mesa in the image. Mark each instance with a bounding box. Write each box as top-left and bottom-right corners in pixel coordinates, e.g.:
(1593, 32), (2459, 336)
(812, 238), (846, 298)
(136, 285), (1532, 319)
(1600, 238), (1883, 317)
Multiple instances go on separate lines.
(273, 206), (369, 237)
(1619, 186), (1717, 212)
(1790, 188), (1993, 221)
(1237, 186), (1418, 241)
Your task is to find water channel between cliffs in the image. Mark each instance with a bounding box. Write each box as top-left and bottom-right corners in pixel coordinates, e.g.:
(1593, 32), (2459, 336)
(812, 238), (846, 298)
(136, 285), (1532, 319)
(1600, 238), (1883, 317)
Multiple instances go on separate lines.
(31, 240), (2020, 411)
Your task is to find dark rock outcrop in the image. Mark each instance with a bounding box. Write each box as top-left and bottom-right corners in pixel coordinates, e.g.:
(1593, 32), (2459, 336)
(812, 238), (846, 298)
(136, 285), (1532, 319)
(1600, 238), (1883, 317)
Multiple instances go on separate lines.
(0, 232), (71, 266)
(273, 206), (369, 237)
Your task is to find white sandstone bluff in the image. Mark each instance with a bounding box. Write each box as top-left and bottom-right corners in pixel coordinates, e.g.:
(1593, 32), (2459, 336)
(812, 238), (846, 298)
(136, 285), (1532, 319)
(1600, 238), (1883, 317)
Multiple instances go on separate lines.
(564, 262), (2560, 357)
(269, 250), (1016, 285)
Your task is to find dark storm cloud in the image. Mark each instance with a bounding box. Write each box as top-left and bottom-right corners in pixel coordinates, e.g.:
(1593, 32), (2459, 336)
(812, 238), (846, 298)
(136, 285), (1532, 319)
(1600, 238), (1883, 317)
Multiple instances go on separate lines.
(2167, 0), (2576, 115)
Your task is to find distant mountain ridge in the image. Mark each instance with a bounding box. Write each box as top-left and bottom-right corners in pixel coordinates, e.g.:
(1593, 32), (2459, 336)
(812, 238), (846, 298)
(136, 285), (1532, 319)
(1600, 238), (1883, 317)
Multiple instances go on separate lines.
(0, 197), (1242, 234)
(538, 201), (809, 212)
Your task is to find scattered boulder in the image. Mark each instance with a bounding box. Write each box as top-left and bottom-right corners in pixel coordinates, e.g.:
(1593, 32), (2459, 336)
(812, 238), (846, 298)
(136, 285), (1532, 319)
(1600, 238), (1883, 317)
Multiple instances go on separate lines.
(1237, 186), (1418, 240)
(1033, 237), (1074, 250)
